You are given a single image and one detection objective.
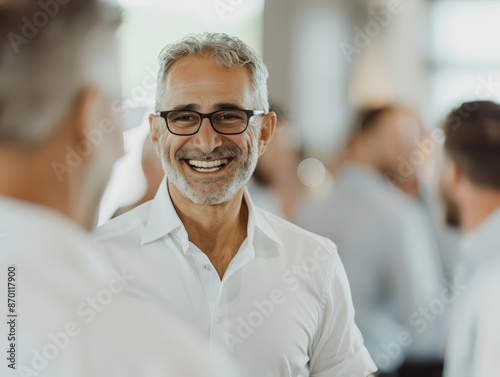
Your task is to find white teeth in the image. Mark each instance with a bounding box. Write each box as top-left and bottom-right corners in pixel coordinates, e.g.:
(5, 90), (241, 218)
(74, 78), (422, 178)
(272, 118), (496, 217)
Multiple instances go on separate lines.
(187, 158), (229, 173)
(188, 159), (228, 168)
(192, 166), (221, 173)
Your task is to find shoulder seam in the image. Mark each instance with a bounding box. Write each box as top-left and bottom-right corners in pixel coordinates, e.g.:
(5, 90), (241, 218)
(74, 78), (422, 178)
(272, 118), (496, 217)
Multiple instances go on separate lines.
(93, 216), (146, 241)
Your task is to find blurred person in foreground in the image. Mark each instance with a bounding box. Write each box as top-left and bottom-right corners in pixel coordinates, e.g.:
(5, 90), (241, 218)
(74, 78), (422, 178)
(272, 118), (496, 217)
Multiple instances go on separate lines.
(94, 32), (377, 377)
(440, 101), (500, 377)
(300, 106), (447, 376)
(246, 103), (305, 222)
(112, 135), (164, 218)
(0, 1), (229, 376)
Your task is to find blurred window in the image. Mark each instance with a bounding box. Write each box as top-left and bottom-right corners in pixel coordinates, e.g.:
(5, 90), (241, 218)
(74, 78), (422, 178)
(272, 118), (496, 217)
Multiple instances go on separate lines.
(427, 0), (500, 124)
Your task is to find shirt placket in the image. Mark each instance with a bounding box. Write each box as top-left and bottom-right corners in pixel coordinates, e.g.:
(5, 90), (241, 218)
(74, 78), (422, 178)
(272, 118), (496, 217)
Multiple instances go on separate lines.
(187, 244), (224, 354)
(189, 240), (257, 359)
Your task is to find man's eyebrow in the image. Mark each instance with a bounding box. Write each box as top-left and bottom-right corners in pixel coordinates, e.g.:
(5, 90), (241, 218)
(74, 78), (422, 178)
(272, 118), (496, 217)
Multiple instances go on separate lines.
(213, 102), (244, 110)
(171, 103), (245, 111)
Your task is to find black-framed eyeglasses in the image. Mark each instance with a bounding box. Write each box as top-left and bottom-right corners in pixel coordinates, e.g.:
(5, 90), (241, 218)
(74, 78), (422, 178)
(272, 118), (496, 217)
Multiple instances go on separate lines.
(155, 109), (266, 136)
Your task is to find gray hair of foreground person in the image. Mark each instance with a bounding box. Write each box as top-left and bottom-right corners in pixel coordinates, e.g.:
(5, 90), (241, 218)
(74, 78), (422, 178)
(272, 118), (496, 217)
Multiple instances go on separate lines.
(0, 0), (121, 146)
(154, 32), (270, 113)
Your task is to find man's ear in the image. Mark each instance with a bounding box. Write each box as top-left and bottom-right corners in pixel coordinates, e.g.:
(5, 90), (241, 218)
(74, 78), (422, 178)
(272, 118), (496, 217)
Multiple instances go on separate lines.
(72, 87), (101, 148)
(149, 114), (163, 158)
(449, 159), (463, 186)
(258, 111), (277, 156)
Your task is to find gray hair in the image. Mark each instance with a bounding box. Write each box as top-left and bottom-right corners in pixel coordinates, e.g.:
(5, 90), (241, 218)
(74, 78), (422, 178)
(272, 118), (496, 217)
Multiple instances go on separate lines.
(155, 32), (269, 113)
(0, 0), (121, 146)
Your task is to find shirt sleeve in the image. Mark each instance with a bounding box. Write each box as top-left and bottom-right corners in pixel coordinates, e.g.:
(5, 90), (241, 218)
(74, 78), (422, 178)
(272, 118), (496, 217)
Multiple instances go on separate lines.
(474, 273), (500, 377)
(309, 242), (377, 377)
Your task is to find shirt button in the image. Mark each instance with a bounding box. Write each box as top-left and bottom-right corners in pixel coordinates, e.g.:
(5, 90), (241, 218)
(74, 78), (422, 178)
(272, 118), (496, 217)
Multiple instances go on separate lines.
(217, 314), (223, 324)
(202, 263), (210, 270)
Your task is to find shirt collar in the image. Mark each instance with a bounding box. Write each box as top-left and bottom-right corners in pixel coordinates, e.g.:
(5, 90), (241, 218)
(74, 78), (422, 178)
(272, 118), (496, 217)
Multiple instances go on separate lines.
(243, 188), (283, 248)
(141, 178), (283, 250)
(0, 195), (88, 242)
(337, 163), (393, 193)
(141, 177), (184, 246)
(461, 206), (500, 262)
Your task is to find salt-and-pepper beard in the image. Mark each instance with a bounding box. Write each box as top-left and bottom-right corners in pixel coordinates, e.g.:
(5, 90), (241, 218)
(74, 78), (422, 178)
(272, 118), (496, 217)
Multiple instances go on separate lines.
(159, 128), (260, 205)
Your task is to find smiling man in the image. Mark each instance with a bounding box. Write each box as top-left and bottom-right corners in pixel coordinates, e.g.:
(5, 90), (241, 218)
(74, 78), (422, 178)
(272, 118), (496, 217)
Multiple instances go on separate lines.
(94, 33), (376, 377)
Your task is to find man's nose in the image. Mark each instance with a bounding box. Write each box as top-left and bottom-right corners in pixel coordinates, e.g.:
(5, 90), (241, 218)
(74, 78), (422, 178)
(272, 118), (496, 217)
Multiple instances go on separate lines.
(191, 118), (223, 154)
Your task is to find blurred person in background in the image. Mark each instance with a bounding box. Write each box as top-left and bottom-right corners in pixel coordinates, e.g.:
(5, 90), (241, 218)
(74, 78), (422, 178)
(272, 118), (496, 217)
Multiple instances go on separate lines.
(0, 1), (230, 376)
(113, 135), (164, 218)
(440, 101), (500, 377)
(384, 109), (462, 282)
(94, 32), (377, 377)
(246, 102), (305, 222)
(300, 106), (446, 377)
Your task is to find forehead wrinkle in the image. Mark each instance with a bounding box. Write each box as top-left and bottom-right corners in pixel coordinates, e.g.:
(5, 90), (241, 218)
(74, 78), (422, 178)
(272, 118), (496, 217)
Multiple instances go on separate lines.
(166, 90), (247, 111)
(169, 80), (230, 89)
(164, 81), (252, 111)
(166, 56), (248, 86)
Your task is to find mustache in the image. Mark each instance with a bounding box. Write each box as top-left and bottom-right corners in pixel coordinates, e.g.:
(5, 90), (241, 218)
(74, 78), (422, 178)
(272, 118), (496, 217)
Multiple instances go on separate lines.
(175, 146), (242, 160)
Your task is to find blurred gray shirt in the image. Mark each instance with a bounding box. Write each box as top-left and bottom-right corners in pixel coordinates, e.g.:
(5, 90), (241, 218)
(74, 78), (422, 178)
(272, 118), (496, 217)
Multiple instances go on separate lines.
(444, 208), (500, 377)
(300, 163), (446, 372)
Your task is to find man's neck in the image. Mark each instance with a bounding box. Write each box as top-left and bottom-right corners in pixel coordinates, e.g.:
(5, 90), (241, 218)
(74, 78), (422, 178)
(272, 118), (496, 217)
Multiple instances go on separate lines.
(0, 149), (92, 230)
(345, 152), (380, 172)
(460, 189), (500, 233)
(168, 182), (248, 278)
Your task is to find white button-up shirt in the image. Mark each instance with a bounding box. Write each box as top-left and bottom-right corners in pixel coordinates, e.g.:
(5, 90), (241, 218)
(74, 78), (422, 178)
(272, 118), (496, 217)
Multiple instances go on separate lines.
(93, 178), (377, 377)
(444, 207), (500, 377)
(0, 196), (227, 377)
(299, 164), (446, 372)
